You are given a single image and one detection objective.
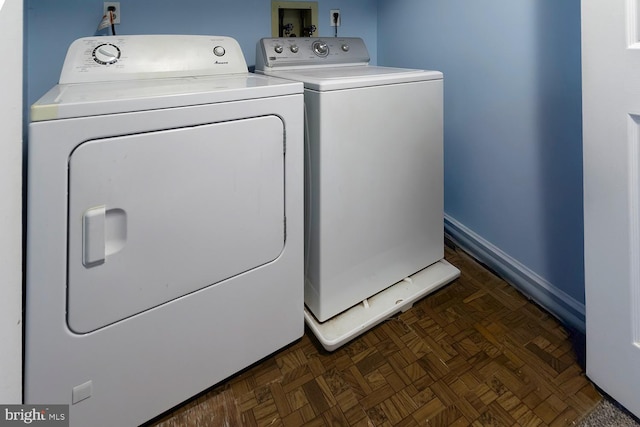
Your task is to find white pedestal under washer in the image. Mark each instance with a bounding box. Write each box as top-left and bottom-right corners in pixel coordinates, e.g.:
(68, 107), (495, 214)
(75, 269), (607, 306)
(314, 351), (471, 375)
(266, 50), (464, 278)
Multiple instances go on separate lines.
(256, 37), (460, 351)
(25, 35), (304, 427)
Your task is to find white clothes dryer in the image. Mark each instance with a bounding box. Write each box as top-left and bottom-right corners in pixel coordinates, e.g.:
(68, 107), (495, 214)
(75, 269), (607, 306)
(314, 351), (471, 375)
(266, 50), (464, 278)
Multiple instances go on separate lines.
(25, 35), (304, 427)
(256, 37), (460, 351)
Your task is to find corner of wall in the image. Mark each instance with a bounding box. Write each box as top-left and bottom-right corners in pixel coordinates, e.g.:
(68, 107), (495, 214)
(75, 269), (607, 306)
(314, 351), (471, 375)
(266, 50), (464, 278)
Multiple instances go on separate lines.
(445, 214), (586, 334)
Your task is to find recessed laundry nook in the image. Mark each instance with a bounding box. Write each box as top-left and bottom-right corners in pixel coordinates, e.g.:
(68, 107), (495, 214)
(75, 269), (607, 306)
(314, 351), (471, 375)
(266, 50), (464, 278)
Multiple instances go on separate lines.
(1, 1), (638, 426)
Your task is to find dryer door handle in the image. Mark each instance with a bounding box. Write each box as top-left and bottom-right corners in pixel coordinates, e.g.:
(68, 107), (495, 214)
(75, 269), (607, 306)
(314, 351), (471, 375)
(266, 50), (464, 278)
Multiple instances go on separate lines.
(82, 205), (106, 267)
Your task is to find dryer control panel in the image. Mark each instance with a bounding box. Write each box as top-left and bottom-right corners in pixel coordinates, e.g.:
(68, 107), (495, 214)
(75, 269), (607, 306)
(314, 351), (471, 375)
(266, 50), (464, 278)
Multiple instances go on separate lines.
(60, 35), (249, 84)
(256, 37), (370, 70)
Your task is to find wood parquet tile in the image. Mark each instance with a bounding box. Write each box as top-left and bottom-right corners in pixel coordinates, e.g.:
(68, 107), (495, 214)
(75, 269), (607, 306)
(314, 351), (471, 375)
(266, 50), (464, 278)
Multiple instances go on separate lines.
(145, 244), (601, 427)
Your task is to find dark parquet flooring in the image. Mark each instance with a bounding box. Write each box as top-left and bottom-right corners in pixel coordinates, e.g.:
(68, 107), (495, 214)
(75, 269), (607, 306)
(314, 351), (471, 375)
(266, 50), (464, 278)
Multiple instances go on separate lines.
(146, 244), (601, 426)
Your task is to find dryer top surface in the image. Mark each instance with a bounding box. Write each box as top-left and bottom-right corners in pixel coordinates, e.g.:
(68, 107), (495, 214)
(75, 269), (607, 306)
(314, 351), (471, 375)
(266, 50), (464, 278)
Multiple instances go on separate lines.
(31, 73), (302, 121)
(32, 35), (303, 121)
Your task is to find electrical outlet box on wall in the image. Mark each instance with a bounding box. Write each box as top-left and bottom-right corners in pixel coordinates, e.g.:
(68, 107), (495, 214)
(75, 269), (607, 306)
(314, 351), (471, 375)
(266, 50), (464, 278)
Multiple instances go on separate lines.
(330, 9), (340, 27)
(271, 1), (318, 38)
(103, 2), (121, 24)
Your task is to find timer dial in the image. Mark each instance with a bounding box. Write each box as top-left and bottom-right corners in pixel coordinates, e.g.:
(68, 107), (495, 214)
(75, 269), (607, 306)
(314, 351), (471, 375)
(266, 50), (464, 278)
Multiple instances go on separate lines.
(92, 43), (121, 65)
(312, 40), (329, 57)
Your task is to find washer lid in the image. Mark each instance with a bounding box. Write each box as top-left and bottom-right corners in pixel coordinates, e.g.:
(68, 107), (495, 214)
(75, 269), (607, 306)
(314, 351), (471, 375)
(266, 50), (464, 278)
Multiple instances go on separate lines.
(264, 66), (443, 91)
(31, 74), (302, 121)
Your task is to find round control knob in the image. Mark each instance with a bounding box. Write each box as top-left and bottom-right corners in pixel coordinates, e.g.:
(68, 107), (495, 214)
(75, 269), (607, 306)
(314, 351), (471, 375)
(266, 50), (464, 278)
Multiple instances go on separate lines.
(312, 40), (329, 57)
(341, 44), (350, 52)
(290, 45), (299, 53)
(213, 46), (226, 57)
(92, 43), (121, 65)
(274, 45), (284, 54)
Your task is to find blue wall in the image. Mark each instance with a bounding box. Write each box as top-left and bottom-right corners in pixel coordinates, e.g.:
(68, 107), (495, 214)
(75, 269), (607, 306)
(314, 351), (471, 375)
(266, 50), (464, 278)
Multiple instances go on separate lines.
(378, 1), (584, 326)
(26, 0), (377, 107)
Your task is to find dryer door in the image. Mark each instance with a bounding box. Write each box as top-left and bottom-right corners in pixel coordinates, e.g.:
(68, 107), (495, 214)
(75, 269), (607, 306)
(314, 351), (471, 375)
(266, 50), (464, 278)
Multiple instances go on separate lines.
(67, 115), (286, 333)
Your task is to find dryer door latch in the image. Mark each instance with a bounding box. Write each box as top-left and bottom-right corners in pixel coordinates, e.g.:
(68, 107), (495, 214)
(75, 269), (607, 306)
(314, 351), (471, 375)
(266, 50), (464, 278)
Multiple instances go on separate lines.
(83, 205), (106, 267)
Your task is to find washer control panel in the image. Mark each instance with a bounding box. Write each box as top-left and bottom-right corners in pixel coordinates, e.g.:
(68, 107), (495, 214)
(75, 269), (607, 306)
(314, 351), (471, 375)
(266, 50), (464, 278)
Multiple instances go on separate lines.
(256, 37), (370, 70)
(59, 35), (249, 84)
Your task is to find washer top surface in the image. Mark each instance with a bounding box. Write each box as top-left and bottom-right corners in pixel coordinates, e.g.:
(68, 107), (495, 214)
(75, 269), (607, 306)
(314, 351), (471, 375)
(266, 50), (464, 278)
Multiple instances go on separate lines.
(32, 35), (302, 121)
(263, 66), (442, 91)
(255, 37), (442, 91)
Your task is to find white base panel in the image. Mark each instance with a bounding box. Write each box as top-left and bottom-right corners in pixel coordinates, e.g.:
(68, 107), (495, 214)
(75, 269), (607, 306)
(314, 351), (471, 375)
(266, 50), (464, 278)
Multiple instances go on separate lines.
(304, 259), (460, 351)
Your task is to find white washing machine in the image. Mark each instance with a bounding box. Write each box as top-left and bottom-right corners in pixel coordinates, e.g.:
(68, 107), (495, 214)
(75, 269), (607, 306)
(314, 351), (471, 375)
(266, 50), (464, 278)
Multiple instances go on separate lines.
(256, 37), (460, 351)
(25, 35), (304, 427)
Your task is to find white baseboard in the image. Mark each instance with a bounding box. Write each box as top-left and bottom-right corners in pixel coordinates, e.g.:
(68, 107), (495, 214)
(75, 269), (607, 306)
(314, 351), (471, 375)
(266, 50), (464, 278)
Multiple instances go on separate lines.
(444, 214), (585, 333)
